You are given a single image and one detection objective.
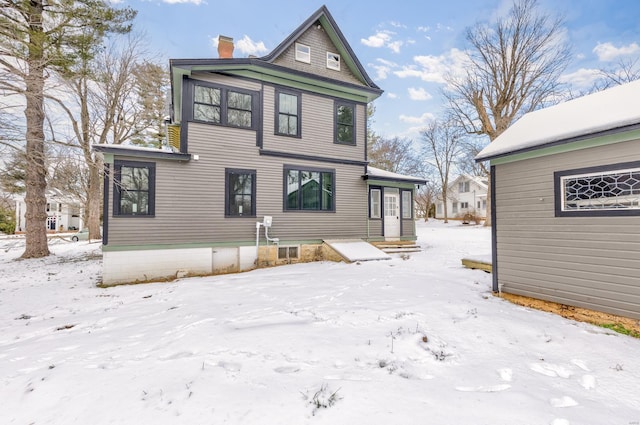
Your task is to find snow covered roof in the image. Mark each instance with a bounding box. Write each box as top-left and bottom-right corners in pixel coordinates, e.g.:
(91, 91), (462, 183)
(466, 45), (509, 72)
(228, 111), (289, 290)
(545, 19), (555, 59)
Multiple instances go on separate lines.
(366, 166), (427, 184)
(476, 79), (640, 162)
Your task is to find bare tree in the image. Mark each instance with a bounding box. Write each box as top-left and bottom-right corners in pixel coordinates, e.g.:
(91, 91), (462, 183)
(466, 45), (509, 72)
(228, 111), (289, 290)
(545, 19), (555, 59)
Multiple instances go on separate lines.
(592, 57), (640, 91)
(0, 0), (135, 257)
(47, 34), (163, 239)
(420, 118), (465, 223)
(368, 135), (425, 176)
(414, 179), (438, 221)
(444, 0), (571, 226)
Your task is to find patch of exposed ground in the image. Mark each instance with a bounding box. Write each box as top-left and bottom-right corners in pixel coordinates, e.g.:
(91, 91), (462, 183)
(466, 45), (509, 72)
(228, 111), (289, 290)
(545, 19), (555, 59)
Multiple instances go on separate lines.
(498, 293), (640, 338)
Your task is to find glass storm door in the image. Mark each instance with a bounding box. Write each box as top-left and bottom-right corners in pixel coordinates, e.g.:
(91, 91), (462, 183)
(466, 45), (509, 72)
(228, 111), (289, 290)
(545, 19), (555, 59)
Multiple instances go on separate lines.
(384, 192), (400, 240)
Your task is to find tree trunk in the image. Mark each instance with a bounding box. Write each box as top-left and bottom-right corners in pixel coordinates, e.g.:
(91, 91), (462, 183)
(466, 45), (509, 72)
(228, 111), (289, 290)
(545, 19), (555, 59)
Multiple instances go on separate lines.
(484, 171), (492, 227)
(21, 0), (50, 258)
(442, 188), (449, 223)
(87, 156), (103, 239)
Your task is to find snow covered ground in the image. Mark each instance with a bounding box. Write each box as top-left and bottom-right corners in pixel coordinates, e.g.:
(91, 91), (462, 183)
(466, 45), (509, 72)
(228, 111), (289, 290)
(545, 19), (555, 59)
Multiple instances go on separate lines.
(1, 221), (639, 425)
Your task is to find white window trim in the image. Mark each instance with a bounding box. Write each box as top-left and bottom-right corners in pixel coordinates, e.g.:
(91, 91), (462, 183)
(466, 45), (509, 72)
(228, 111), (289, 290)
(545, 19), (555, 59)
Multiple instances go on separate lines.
(295, 43), (311, 64)
(326, 52), (340, 71)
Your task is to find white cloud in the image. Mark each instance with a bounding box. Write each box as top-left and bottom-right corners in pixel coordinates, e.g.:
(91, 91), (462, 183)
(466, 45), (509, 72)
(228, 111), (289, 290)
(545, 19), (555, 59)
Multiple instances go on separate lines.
(593, 42), (640, 62)
(399, 112), (435, 124)
(395, 48), (469, 84)
(417, 26), (430, 33)
(369, 58), (399, 80)
(559, 68), (601, 90)
(361, 31), (392, 48)
(390, 21), (407, 29)
(361, 30), (403, 53)
(387, 93), (398, 99)
(407, 87), (433, 101)
(235, 35), (268, 56)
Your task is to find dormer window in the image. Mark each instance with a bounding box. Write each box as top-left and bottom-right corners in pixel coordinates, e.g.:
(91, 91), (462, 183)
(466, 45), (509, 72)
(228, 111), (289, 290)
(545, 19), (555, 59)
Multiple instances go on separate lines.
(295, 43), (311, 64)
(326, 52), (340, 71)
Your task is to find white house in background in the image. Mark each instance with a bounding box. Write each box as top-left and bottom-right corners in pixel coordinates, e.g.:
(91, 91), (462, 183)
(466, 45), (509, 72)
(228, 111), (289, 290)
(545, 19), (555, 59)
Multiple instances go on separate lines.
(15, 188), (83, 232)
(435, 174), (488, 220)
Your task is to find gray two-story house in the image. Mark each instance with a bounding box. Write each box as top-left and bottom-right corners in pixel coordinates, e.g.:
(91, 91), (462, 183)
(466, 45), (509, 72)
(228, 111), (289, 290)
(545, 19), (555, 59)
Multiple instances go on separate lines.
(95, 6), (425, 285)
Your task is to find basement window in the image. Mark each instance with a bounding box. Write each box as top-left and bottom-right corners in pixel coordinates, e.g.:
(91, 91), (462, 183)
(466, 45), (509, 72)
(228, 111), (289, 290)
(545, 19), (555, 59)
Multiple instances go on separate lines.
(278, 246), (299, 260)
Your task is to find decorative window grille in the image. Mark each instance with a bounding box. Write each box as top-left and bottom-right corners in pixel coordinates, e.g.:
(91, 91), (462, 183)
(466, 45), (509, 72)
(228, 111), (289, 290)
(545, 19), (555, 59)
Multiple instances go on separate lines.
(561, 167), (640, 211)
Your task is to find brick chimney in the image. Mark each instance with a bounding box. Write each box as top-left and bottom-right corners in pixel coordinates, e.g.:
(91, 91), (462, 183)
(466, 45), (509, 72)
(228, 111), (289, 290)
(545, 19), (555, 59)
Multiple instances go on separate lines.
(217, 35), (234, 59)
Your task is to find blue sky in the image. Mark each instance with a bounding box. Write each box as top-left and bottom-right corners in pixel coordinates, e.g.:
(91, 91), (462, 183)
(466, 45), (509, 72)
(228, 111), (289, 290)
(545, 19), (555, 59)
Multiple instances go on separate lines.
(126, 0), (640, 139)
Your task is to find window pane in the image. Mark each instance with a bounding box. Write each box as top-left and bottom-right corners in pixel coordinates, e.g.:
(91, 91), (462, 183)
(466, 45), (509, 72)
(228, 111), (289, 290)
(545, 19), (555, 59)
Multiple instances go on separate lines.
(194, 104), (220, 123)
(286, 170), (299, 209)
(121, 190), (148, 215)
(228, 91), (252, 110)
(228, 110), (252, 127)
(370, 189), (381, 218)
(301, 171), (320, 210)
(337, 105), (353, 125)
(195, 86), (220, 105)
(321, 172), (333, 210)
(337, 124), (353, 143)
(563, 168), (640, 211)
(402, 191), (412, 218)
(279, 114), (297, 135)
(279, 93), (297, 114)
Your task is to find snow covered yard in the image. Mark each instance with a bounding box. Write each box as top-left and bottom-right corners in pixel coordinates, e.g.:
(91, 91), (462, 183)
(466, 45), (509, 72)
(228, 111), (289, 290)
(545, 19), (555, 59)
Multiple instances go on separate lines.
(1, 222), (639, 425)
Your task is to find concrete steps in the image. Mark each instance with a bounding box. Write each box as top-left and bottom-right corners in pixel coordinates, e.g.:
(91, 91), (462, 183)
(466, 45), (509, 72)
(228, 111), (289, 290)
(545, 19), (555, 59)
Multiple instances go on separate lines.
(373, 243), (422, 254)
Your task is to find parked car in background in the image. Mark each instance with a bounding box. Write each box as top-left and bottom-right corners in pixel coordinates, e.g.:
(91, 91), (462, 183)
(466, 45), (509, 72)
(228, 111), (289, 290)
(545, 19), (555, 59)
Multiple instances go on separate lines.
(71, 229), (89, 242)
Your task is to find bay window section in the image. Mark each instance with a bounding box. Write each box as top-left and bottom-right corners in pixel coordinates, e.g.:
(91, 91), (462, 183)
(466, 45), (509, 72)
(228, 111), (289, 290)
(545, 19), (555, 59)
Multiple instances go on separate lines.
(191, 81), (255, 129)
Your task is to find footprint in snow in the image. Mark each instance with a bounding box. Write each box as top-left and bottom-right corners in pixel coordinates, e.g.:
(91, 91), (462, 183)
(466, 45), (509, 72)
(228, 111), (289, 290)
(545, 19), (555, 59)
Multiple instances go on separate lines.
(217, 361), (241, 372)
(550, 396), (579, 408)
(579, 374), (596, 390)
(529, 363), (572, 378)
(455, 384), (511, 392)
(570, 359), (590, 371)
(274, 366), (300, 374)
(497, 367), (513, 382)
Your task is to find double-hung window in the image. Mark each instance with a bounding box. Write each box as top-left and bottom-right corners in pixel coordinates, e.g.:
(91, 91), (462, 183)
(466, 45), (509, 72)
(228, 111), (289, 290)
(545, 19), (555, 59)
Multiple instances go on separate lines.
(113, 160), (155, 217)
(192, 82), (255, 129)
(285, 167), (335, 211)
(335, 102), (355, 145)
(226, 169), (256, 217)
(276, 90), (301, 137)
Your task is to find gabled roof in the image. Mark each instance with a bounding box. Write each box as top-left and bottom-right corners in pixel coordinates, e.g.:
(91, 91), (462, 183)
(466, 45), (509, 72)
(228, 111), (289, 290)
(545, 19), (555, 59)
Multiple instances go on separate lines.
(476, 79), (640, 162)
(449, 174), (488, 191)
(169, 5), (382, 123)
(261, 5), (380, 90)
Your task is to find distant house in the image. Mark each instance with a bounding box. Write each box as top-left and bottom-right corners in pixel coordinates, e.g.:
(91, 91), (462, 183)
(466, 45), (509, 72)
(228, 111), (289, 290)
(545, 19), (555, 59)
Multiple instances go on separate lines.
(94, 6), (425, 285)
(15, 189), (83, 232)
(476, 79), (640, 320)
(435, 174), (488, 220)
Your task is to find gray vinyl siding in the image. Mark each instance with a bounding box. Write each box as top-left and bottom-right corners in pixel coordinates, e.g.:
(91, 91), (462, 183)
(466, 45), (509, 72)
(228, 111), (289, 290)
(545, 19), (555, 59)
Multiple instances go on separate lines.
(494, 138), (640, 319)
(107, 122), (367, 247)
(262, 85), (366, 160)
(401, 219), (416, 237)
(272, 25), (363, 86)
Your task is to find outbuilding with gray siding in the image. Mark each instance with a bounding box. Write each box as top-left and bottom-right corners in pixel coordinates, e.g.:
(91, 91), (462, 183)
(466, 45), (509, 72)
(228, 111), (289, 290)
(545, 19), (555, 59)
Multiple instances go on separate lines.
(476, 79), (640, 320)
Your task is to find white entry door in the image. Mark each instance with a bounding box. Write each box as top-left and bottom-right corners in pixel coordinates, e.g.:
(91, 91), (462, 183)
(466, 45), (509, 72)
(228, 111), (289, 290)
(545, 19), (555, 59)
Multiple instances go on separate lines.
(384, 191), (400, 240)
